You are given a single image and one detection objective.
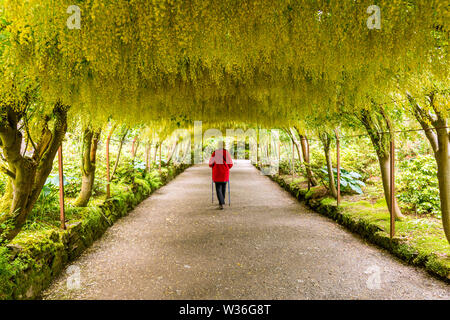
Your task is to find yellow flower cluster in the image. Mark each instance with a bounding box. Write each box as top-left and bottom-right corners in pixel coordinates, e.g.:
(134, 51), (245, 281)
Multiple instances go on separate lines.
(0, 0), (448, 129)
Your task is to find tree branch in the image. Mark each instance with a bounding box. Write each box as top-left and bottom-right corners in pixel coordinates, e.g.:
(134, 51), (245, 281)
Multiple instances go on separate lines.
(407, 94), (439, 153)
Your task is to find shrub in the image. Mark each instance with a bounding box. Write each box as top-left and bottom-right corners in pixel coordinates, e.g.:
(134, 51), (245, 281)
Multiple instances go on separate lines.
(397, 154), (441, 217)
(340, 138), (378, 182)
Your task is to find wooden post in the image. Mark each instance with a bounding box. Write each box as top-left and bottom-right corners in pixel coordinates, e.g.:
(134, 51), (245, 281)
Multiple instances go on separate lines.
(335, 129), (341, 206)
(159, 143), (162, 173)
(277, 140), (280, 165)
(305, 136), (311, 191)
(106, 128), (113, 199)
(291, 139), (294, 182)
(146, 143), (151, 170)
(131, 136), (138, 157)
(390, 134), (396, 239)
(268, 137), (271, 160)
(256, 129), (259, 166)
(58, 145), (66, 230)
(153, 142), (158, 163)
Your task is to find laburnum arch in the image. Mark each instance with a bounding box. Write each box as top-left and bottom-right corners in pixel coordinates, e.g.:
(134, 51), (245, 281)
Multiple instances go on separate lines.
(0, 0), (448, 241)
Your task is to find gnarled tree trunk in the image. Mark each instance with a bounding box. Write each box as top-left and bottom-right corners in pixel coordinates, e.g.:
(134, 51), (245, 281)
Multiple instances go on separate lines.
(165, 139), (179, 165)
(358, 107), (405, 221)
(293, 126), (318, 186)
(153, 141), (160, 163)
(74, 127), (101, 207)
(283, 127), (303, 161)
(319, 132), (338, 198)
(408, 93), (449, 243)
(131, 136), (139, 162)
(145, 143), (151, 169)
(110, 128), (128, 181)
(0, 103), (68, 241)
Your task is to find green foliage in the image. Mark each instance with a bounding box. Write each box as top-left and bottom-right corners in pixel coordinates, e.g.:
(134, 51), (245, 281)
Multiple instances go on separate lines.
(114, 158), (147, 185)
(0, 246), (24, 299)
(278, 160), (291, 175)
(339, 138), (379, 181)
(313, 166), (366, 194)
(0, 174), (7, 195)
(28, 180), (60, 227)
(398, 154), (441, 217)
(147, 170), (163, 190)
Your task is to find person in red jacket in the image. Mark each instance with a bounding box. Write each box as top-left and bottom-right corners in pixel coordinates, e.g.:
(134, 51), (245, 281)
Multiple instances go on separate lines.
(209, 146), (233, 209)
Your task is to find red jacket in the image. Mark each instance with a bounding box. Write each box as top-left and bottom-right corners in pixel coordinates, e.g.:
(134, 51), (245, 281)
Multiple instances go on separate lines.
(209, 149), (233, 182)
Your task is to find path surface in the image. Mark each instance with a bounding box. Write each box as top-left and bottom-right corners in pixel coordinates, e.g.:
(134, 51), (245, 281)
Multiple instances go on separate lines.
(43, 161), (449, 300)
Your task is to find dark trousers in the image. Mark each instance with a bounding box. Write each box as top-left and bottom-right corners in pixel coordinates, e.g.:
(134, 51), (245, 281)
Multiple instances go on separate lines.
(215, 182), (227, 205)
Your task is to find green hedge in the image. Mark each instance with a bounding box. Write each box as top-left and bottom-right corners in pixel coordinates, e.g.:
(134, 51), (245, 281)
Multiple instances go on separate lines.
(0, 164), (190, 300)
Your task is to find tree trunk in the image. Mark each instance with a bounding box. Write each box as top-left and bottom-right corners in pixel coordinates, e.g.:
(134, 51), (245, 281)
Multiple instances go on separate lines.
(292, 133), (303, 162)
(131, 136), (137, 156)
(256, 129), (259, 165)
(166, 140), (179, 164)
(378, 153), (405, 220)
(284, 127), (303, 161)
(106, 124), (117, 199)
(145, 143), (151, 169)
(74, 127), (101, 207)
(0, 103), (68, 241)
(358, 108), (405, 220)
(110, 129), (128, 181)
(131, 136), (139, 162)
(407, 93), (450, 242)
(153, 142), (159, 163)
(436, 128), (450, 243)
(295, 130), (318, 186)
(320, 132), (338, 198)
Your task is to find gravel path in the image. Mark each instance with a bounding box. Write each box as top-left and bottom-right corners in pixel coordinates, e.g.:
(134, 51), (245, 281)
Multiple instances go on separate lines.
(43, 160), (449, 300)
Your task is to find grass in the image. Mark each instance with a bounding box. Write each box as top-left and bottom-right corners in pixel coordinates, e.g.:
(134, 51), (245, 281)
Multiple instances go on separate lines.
(340, 200), (449, 256)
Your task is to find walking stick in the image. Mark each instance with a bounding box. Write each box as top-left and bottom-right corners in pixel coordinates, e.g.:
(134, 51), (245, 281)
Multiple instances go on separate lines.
(228, 179), (231, 206)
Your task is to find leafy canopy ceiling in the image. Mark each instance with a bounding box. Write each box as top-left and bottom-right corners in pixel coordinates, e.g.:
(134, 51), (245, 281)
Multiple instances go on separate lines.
(1, 0), (448, 127)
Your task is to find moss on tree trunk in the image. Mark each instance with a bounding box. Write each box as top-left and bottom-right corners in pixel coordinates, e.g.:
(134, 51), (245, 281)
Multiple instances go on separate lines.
(358, 107), (405, 221)
(74, 127), (101, 207)
(293, 127), (318, 187)
(0, 103), (68, 241)
(408, 93), (450, 243)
